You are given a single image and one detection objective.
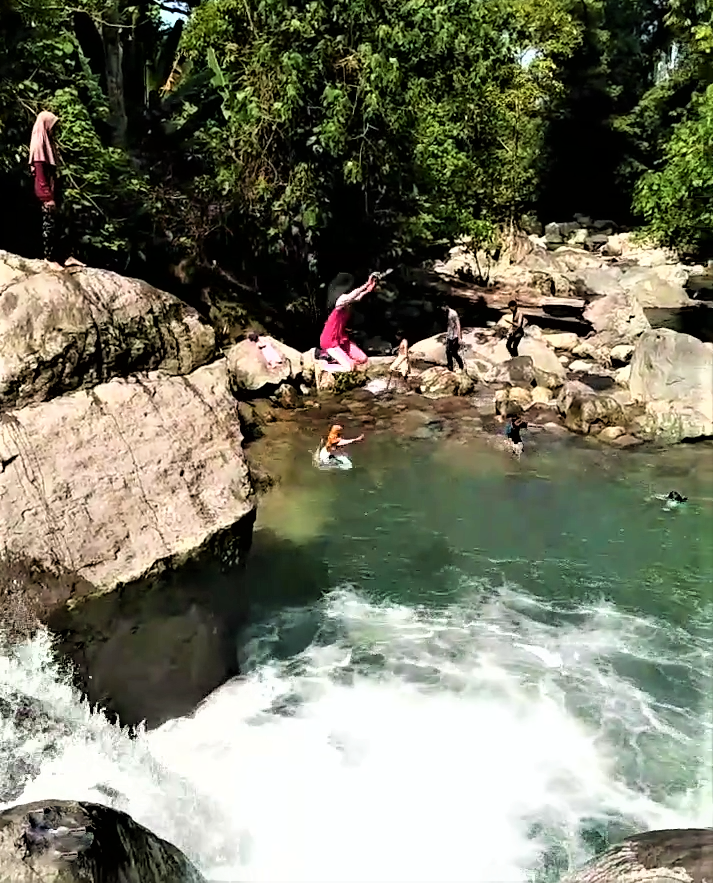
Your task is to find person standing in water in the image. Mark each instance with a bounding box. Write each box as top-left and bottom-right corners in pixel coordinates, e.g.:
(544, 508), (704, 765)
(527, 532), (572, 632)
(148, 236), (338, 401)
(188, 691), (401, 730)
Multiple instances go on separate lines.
(504, 413), (527, 459)
(317, 424), (365, 466)
(443, 304), (464, 371)
(28, 110), (83, 270)
(319, 273), (377, 371)
(388, 336), (410, 381)
(505, 299), (527, 357)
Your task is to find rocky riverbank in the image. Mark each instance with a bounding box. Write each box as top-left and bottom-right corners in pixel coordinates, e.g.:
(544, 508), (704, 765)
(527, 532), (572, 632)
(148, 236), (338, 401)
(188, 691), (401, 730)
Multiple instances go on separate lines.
(1, 227), (710, 728)
(228, 224), (713, 463)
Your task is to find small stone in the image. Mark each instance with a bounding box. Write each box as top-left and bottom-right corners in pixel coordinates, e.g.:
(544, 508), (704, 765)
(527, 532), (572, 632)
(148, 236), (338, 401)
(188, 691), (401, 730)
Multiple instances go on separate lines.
(610, 344), (634, 364)
(568, 359), (597, 373)
(542, 332), (580, 351)
(597, 426), (626, 442)
(530, 386), (551, 406)
(612, 433), (644, 448)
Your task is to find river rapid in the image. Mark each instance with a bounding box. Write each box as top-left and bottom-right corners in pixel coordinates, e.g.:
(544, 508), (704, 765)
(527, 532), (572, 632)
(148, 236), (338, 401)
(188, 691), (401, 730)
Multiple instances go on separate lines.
(1, 428), (712, 882)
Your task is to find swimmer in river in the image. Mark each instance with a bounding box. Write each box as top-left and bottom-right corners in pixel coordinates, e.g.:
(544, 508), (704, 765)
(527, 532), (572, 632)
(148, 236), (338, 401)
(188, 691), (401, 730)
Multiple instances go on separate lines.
(316, 424), (365, 467)
(504, 414), (526, 459)
(667, 491), (687, 503)
(652, 490), (688, 510)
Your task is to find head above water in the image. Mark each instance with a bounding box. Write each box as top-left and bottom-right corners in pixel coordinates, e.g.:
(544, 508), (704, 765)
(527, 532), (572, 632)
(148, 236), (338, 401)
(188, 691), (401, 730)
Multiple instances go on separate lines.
(326, 424), (343, 445)
(508, 299), (518, 312)
(667, 491), (687, 502)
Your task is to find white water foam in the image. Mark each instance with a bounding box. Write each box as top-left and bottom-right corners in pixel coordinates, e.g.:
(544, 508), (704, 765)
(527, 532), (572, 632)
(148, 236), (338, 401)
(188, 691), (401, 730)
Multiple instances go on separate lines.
(1, 585), (711, 883)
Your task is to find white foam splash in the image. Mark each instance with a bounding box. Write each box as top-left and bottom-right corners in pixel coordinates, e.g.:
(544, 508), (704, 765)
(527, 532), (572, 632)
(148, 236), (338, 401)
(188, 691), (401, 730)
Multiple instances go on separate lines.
(1, 586), (711, 883)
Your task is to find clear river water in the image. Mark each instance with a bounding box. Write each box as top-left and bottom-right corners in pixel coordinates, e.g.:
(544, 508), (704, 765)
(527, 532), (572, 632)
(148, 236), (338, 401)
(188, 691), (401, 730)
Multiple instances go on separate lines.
(1, 427), (712, 882)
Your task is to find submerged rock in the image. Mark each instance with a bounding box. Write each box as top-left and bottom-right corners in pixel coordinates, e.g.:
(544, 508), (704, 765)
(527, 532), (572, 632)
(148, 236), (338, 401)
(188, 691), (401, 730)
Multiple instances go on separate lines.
(0, 800), (205, 882)
(563, 828), (713, 883)
(0, 359), (255, 599)
(418, 366), (474, 397)
(0, 250), (215, 409)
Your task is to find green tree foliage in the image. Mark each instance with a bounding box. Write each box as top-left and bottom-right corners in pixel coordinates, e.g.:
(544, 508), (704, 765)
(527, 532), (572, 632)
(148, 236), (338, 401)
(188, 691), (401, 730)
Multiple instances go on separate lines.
(183, 0), (579, 268)
(633, 84), (713, 256)
(1, 0), (712, 331)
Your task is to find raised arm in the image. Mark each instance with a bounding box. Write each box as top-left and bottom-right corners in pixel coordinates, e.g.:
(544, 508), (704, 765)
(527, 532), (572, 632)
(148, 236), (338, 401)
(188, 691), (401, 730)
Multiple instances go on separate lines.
(337, 434), (365, 446)
(335, 275), (377, 308)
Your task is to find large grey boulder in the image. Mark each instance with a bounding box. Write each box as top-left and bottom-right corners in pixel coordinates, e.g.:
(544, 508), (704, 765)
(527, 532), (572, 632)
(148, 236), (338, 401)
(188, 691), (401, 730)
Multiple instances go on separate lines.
(0, 359), (255, 597)
(619, 265), (691, 308)
(563, 828), (713, 883)
(481, 335), (567, 389)
(0, 800), (205, 882)
(629, 328), (713, 442)
(227, 336), (303, 394)
(0, 250), (215, 409)
(583, 289), (650, 344)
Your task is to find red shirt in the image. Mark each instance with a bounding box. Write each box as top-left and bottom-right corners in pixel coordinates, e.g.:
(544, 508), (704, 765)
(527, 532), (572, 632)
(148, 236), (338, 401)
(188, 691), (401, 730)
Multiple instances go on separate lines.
(33, 161), (55, 203)
(320, 305), (351, 350)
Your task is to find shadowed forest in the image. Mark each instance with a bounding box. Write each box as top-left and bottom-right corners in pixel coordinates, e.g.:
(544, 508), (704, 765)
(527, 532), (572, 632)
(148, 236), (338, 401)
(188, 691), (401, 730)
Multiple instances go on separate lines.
(2, 0), (712, 338)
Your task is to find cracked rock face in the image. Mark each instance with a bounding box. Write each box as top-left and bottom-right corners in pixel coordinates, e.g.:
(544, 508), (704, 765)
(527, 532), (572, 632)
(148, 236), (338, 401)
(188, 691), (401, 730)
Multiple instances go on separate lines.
(0, 800), (205, 882)
(0, 359), (255, 598)
(0, 251), (215, 409)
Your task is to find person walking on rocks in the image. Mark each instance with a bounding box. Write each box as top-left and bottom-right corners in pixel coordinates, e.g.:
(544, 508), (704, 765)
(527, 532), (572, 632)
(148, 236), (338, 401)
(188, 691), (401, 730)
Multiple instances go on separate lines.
(505, 299), (527, 357)
(443, 304), (464, 371)
(319, 273), (377, 372)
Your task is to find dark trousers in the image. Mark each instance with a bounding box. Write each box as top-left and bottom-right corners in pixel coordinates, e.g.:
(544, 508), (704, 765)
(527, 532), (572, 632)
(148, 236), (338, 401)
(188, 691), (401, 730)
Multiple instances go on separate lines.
(506, 328), (524, 357)
(41, 203), (57, 262)
(446, 338), (464, 371)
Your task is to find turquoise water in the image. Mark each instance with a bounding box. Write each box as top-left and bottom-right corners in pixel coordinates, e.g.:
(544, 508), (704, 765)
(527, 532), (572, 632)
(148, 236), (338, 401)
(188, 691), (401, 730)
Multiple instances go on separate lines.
(1, 430), (712, 882)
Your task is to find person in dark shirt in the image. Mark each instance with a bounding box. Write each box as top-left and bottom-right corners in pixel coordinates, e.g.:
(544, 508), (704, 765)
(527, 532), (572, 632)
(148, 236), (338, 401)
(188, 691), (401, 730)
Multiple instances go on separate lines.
(443, 304), (465, 371)
(504, 413), (527, 458)
(505, 299), (527, 357)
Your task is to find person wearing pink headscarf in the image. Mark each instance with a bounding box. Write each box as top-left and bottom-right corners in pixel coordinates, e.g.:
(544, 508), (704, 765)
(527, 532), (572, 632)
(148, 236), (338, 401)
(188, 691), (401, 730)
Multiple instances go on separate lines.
(29, 111), (60, 264)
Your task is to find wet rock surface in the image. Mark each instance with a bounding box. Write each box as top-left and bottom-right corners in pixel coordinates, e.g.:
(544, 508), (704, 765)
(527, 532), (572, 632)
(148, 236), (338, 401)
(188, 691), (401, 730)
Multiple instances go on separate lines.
(0, 800), (205, 882)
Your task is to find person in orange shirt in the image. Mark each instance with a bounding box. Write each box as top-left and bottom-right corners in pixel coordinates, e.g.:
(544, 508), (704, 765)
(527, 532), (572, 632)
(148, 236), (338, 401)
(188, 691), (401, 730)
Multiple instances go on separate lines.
(317, 424), (364, 468)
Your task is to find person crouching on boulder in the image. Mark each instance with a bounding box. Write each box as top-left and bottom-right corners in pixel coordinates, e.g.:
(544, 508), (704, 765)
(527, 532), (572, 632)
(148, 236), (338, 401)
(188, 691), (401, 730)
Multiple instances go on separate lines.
(319, 274), (377, 371)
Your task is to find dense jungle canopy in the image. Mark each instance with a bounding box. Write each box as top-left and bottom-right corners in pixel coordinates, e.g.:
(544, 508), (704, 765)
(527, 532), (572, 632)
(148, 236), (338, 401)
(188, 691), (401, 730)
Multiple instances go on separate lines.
(1, 0), (712, 328)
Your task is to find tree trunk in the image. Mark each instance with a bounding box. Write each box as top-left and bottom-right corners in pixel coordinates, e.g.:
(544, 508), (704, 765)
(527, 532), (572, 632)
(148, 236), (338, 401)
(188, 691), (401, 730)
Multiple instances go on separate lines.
(103, 4), (128, 148)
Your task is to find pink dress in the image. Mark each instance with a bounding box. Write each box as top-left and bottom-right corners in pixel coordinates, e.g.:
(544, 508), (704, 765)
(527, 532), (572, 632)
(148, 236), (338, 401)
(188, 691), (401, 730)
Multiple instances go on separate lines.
(320, 305), (350, 350)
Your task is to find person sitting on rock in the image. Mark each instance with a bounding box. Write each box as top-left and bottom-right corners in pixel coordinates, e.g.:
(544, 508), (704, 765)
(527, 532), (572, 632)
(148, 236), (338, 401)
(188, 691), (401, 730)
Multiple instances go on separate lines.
(504, 413), (527, 459)
(318, 273), (377, 371)
(443, 304), (464, 371)
(505, 299), (527, 357)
